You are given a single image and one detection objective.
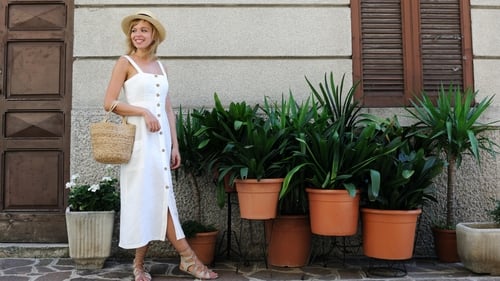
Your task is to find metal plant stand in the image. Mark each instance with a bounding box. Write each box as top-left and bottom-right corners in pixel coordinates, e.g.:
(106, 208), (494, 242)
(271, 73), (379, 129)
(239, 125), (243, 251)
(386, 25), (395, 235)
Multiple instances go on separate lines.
(217, 192), (242, 259)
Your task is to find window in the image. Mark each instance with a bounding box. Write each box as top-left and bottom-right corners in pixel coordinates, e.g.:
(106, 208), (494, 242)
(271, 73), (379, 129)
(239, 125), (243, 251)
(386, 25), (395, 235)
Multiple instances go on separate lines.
(351, 0), (473, 107)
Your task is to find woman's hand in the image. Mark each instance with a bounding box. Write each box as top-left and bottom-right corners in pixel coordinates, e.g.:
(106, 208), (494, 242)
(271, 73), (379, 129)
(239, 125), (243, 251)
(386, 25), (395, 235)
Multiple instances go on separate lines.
(142, 110), (161, 132)
(170, 147), (181, 170)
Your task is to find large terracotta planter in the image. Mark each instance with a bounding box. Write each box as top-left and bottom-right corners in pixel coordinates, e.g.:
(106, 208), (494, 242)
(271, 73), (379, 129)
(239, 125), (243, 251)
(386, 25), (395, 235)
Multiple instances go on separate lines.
(306, 188), (360, 236)
(65, 208), (115, 269)
(457, 222), (500, 275)
(187, 230), (219, 265)
(266, 215), (312, 267)
(361, 208), (421, 260)
(235, 178), (283, 220)
(432, 227), (459, 262)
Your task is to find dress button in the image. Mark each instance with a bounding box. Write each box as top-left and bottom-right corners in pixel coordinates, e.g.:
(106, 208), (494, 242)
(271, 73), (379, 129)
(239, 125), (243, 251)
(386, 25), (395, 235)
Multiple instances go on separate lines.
(155, 75), (158, 77)
(164, 167), (167, 171)
(159, 131), (163, 135)
(165, 185), (169, 189)
(157, 103), (160, 107)
(157, 114), (161, 117)
(162, 149), (165, 152)
(156, 84), (160, 87)
(156, 94), (160, 97)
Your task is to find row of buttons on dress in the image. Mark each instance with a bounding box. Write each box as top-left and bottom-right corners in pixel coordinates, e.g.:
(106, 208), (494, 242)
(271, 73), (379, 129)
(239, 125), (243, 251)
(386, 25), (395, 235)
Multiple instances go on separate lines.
(155, 75), (169, 189)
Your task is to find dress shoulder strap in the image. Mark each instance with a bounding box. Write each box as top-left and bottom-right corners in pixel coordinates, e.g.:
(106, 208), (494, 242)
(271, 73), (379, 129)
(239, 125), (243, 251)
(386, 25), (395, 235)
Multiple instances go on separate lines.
(157, 60), (167, 76)
(123, 55), (143, 73)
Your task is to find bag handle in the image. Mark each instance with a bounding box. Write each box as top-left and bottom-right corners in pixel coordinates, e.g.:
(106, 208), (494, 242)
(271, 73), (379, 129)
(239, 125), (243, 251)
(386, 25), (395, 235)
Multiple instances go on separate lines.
(103, 101), (129, 124)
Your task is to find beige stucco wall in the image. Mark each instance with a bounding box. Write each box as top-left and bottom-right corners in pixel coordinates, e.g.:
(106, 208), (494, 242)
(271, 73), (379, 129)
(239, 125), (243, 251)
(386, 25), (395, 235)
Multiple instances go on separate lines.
(71, 0), (500, 259)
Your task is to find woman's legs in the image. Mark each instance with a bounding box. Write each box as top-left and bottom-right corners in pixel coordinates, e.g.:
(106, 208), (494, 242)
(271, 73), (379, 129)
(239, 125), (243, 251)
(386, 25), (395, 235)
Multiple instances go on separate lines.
(165, 211), (218, 279)
(133, 245), (151, 281)
(165, 211), (189, 252)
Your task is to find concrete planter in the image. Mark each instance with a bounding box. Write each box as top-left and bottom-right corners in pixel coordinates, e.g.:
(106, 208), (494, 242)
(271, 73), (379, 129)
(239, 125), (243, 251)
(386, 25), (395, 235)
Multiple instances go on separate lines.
(456, 222), (500, 275)
(65, 208), (115, 269)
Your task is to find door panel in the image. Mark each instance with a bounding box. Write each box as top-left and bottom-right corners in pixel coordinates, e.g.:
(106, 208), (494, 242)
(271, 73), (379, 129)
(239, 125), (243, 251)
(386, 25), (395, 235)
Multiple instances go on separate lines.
(7, 43), (64, 97)
(0, 0), (73, 243)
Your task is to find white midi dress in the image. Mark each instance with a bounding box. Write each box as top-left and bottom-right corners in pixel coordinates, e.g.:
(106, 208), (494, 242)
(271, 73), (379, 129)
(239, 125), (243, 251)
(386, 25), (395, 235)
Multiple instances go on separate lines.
(118, 55), (185, 249)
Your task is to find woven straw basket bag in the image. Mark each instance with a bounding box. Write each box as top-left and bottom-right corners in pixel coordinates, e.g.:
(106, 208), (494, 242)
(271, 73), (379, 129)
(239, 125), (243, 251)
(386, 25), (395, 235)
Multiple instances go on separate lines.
(90, 102), (136, 164)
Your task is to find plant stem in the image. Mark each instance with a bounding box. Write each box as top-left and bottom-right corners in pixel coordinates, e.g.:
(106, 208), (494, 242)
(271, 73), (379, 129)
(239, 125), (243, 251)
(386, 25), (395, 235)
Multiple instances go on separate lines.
(446, 156), (456, 227)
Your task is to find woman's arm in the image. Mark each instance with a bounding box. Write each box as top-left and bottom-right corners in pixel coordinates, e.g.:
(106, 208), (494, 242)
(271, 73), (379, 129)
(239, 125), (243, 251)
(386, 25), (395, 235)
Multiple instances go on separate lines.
(103, 56), (160, 132)
(166, 94), (181, 169)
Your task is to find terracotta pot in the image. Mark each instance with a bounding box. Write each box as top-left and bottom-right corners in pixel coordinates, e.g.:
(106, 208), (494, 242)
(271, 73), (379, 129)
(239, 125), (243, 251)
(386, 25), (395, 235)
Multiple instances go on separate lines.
(187, 230), (219, 265)
(306, 188), (360, 236)
(361, 208), (421, 260)
(235, 178), (283, 220)
(432, 227), (459, 262)
(266, 215), (312, 267)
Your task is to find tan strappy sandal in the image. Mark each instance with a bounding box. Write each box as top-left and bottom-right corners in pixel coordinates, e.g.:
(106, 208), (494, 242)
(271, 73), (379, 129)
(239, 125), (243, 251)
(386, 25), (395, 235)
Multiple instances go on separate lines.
(179, 249), (218, 280)
(133, 259), (152, 281)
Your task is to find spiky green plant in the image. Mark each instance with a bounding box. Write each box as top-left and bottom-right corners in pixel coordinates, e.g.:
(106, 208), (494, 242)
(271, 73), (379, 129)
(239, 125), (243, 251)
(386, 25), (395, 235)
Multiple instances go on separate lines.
(407, 84), (499, 227)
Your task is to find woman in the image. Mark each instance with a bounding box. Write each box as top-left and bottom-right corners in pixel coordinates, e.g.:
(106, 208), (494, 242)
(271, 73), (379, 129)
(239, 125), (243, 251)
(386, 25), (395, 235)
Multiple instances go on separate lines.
(103, 10), (218, 281)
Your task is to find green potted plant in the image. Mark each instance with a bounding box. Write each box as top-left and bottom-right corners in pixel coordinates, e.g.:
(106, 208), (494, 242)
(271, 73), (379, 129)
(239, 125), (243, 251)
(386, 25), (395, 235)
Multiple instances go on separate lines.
(176, 107), (219, 265)
(407, 84), (499, 262)
(457, 199), (500, 275)
(65, 165), (120, 269)
(360, 116), (444, 260)
(193, 93), (259, 208)
(203, 94), (293, 220)
(281, 73), (402, 236)
(261, 93), (313, 267)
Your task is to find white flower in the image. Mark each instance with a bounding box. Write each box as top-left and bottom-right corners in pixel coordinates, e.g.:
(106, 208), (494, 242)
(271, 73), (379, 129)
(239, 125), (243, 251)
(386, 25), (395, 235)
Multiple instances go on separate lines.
(102, 176), (113, 182)
(71, 174), (80, 181)
(65, 181), (76, 189)
(88, 184), (100, 192)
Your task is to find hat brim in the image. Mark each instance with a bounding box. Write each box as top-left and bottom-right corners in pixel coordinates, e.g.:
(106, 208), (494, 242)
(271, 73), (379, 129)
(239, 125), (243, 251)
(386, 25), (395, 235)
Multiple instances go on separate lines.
(121, 13), (166, 43)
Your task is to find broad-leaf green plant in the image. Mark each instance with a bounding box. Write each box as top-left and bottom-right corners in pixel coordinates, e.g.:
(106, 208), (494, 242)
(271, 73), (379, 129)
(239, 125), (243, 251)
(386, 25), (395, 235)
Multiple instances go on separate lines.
(261, 92), (317, 215)
(363, 116), (444, 210)
(193, 93), (259, 207)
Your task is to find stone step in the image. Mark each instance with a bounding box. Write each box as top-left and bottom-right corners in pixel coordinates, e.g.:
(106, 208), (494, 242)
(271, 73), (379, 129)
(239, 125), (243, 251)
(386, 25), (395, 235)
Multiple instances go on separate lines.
(0, 243), (69, 258)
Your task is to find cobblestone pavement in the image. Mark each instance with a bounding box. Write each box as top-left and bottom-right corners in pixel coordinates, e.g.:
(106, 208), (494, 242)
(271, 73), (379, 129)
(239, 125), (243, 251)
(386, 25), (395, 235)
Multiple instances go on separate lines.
(1, 257), (500, 281)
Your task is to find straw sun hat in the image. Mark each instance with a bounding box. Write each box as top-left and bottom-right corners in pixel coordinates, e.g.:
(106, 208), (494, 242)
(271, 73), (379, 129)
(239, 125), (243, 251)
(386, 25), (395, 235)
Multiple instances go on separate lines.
(121, 10), (166, 42)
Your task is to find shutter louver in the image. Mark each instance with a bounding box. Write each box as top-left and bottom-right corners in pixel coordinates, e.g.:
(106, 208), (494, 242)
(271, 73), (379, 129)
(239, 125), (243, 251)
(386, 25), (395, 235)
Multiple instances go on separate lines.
(420, 0), (464, 93)
(360, 0), (404, 98)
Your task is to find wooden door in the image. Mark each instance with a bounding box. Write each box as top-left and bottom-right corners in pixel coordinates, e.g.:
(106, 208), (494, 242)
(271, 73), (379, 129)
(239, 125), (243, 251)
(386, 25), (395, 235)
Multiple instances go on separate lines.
(0, 0), (73, 242)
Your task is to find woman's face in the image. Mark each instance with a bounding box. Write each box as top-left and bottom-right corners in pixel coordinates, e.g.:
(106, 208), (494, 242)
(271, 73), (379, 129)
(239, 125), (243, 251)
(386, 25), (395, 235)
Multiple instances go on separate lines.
(130, 20), (155, 50)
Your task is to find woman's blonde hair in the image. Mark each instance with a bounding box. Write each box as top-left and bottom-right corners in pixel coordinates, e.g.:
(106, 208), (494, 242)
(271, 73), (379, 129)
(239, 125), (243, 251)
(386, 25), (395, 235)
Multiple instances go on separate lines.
(125, 19), (161, 58)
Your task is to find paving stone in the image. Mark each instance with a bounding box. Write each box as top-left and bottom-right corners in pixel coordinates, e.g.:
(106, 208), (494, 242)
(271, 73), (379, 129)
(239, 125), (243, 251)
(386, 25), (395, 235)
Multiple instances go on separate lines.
(33, 271), (72, 281)
(0, 277), (29, 281)
(0, 257), (499, 281)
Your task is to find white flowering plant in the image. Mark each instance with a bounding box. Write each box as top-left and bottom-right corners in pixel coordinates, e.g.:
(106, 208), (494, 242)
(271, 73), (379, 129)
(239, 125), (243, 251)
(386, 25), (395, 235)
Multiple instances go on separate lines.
(66, 165), (120, 212)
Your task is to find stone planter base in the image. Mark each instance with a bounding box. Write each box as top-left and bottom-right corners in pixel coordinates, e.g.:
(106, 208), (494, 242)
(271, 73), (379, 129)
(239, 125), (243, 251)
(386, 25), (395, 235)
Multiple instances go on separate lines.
(457, 222), (500, 275)
(65, 209), (115, 269)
